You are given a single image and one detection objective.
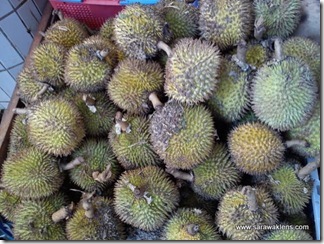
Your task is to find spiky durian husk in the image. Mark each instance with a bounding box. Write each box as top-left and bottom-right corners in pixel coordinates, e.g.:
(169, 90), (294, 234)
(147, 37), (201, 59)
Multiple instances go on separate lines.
(251, 57), (318, 131)
(199, 0), (253, 50)
(113, 4), (164, 60)
(207, 58), (249, 122)
(8, 114), (32, 158)
(157, 0), (199, 40)
(114, 166), (180, 231)
(16, 66), (55, 104)
(263, 229), (313, 240)
(163, 208), (221, 240)
(165, 38), (221, 104)
(109, 115), (161, 170)
(13, 193), (67, 240)
(150, 101), (215, 170)
(65, 36), (118, 93)
(27, 98), (85, 156)
(0, 189), (21, 222)
(69, 139), (121, 192)
(1, 147), (64, 199)
(126, 226), (163, 240)
(253, 0), (301, 39)
(228, 122), (285, 175)
(66, 196), (125, 240)
(192, 143), (241, 200)
(44, 18), (89, 49)
(216, 186), (279, 240)
(283, 36), (321, 87)
(99, 18), (115, 41)
(286, 100), (320, 158)
(31, 42), (66, 88)
(245, 43), (269, 68)
(266, 164), (312, 215)
(107, 58), (164, 114)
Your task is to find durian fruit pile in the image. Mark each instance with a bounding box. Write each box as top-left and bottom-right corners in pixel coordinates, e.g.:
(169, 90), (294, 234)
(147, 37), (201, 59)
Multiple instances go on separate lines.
(0, 0), (320, 241)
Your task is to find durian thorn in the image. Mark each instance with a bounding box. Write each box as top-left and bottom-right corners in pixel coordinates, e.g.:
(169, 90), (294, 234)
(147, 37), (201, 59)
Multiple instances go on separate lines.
(274, 37), (283, 61)
(69, 188), (86, 194)
(157, 41), (173, 57)
(60, 156), (85, 171)
(13, 108), (30, 115)
(31, 84), (50, 102)
(39, 31), (46, 37)
(297, 155), (320, 180)
(254, 16), (266, 40)
(232, 39), (250, 72)
(163, 3), (180, 10)
(284, 139), (310, 149)
(186, 224), (200, 236)
(82, 94), (96, 106)
(96, 50), (109, 60)
(241, 186), (258, 211)
(92, 164), (112, 183)
(127, 140), (146, 148)
(165, 168), (194, 182)
(115, 112), (131, 133)
(148, 92), (163, 110)
(51, 202), (75, 223)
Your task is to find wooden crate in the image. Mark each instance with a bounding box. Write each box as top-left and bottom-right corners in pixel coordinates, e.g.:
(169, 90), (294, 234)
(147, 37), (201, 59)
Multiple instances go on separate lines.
(0, 2), (54, 168)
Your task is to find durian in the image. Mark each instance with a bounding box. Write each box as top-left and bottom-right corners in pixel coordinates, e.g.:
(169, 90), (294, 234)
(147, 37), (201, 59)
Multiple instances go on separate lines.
(245, 42), (269, 68)
(99, 18), (115, 41)
(109, 113), (161, 169)
(228, 122), (285, 175)
(114, 166), (180, 231)
(107, 58), (164, 114)
(126, 226), (162, 240)
(216, 186), (279, 240)
(1, 147), (64, 199)
(163, 208), (221, 240)
(263, 229), (313, 240)
(0, 189), (21, 222)
(27, 98), (85, 156)
(199, 0), (253, 50)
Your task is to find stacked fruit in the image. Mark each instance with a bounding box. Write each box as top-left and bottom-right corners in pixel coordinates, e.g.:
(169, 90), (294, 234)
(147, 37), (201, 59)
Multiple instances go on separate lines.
(0, 0), (320, 240)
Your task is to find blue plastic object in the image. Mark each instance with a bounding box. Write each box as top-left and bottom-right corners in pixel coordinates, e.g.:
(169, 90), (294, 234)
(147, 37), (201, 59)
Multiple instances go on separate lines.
(120, 0), (199, 6)
(0, 217), (13, 241)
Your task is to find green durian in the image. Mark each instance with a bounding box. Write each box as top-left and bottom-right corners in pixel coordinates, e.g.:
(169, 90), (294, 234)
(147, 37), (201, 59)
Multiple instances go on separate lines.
(99, 18), (115, 41)
(44, 18), (89, 49)
(251, 56), (318, 131)
(228, 122), (285, 175)
(263, 229), (313, 240)
(150, 100), (215, 170)
(31, 42), (66, 88)
(164, 38), (221, 104)
(253, 0), (301, 39)
(109, 114), (161, 170)
(66, 196), (125, 240)
(0, 189), (21, 222)
(114, 166), (180, 231)
(163, 208), (221, 240)
(113, 4), (164, 60)
(65, 35), (118, 93)
(199, 0), (253, 50)
(13, 193), (67, 240)
(283, 36), (321, 87)
(107, 58), (164, 114)
(216, 186), (279, 240)
(207, 58), (249, 122)
(68, 139), (121, 192)
(27, 98), (85, 156)
(1, 147), (64, 199)
(245, 43), (269, 68)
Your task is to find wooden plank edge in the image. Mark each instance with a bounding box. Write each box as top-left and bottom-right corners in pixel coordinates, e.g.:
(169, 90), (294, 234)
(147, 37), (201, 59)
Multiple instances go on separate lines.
(0, 2), (53, 166)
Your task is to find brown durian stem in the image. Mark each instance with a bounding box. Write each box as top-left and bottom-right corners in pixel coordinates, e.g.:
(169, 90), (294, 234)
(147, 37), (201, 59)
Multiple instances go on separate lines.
(274, 37), (283, 61)
(60, 157), (84, 171)
(157, 41), (173, 57)
(31, 84), (50, 102)
(96, 50), (109, 60)
(13, 108), (30, 115)
(186, 224), (200, 236)
(82, 94), (96, 106)
(165, 168), (194, 182)
(81, 192), (95, 219)
(241, 186), (258, 211)
(115, 112), (131, 133)
(52, 9), (64, 21)
(254, 16), (266, 40)
(284, 139), (309, 148)
(92, 164), (112, 183)
(232, 39), (249, 71)
(297, 155), (320, 180)
(52, 202), (75, 223)
(148, 92), (163, 110)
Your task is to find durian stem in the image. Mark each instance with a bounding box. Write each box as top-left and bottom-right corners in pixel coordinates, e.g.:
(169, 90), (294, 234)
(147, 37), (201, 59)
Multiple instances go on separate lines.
(13, 108), (30, 115)
(115, 112), (131, 133)
(81, 192), (95, 219)
(274, 38), (283, 61)
(157, 41), (172, 57)
(60, 157), (85, 171)
(165, 168), (194, 182)
(148, 92), (163, 110)
(297, 155), (320, 180)
(51, 202), (75, 223)
(241, 186), (258, 211)
(284, 139), (309, 149)
(31, 84), (50, 102)
(186, 224), (200, 236)
(82, 94), (96, 106)
(52, 9), (64, 21)
(254, 16), (266, 40)
(96, 50), (109, 60)
(232, 40), (249, 72)
(92, 164), (112, 183)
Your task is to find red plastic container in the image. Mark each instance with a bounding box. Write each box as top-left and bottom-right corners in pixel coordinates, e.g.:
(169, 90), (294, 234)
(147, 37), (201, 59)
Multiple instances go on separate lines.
(49, 0), (124, 29)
